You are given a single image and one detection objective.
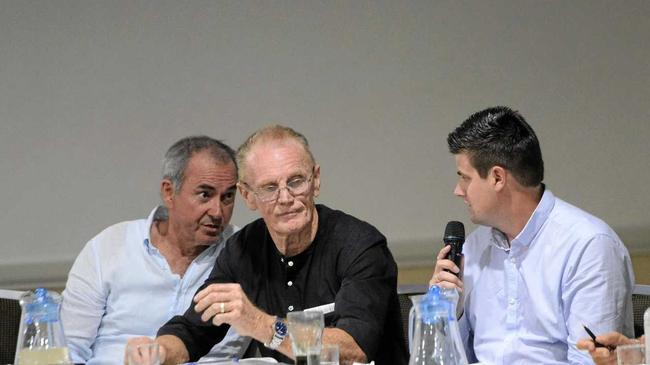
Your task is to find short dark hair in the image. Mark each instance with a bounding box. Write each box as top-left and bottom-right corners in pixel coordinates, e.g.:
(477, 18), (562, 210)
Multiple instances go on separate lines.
(162, 136), (237, 193)
(447, 106), (544, 187)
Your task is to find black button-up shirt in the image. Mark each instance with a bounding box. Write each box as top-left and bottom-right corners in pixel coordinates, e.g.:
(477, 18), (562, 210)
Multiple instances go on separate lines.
(158, 204), (408, 364)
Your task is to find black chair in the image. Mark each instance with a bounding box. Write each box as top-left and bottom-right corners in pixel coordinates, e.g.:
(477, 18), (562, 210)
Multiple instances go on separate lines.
(397, 284), (428, 352)
(0, 289), (24, 364)
(632, 284), (650, 337)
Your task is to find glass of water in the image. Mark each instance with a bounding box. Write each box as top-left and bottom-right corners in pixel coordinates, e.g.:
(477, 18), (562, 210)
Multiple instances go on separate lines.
(320, 344), (339, 365)
(287, 311), (324, 365)
(616, 343), (645, 365)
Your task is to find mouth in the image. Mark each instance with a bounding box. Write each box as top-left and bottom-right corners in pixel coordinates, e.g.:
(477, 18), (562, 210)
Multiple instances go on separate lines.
(201, 223), (223, 234)
(278, 209), (302, 218)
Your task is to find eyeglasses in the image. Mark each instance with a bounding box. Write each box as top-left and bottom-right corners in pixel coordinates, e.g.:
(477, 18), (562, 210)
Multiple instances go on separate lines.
(244, 169), (315, 203)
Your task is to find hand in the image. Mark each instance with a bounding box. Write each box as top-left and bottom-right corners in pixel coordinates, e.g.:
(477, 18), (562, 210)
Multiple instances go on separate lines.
(576, 332), (639, 365)
(124, 337), (167, 365)
(429, 245), (464, 292)
(193, 283), (270, 339)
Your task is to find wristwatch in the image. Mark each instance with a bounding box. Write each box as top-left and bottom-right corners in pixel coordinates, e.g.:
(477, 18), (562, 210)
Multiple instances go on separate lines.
(265, 317), (287, 349)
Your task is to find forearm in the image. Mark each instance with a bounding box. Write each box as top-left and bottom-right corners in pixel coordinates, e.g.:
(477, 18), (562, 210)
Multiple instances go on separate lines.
(156, 335), (190, 365)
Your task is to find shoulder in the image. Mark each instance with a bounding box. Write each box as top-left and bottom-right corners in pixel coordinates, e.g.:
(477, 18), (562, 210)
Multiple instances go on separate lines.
(317, 204), (387, 249)
(219, 217), (267, 256)
(81, 216), (149, 257)
(547, 196), (622, 248)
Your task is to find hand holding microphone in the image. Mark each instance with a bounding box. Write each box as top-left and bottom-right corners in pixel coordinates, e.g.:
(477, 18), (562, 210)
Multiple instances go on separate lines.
(429, 221), (465, 291)
(443, 221), (465, 277)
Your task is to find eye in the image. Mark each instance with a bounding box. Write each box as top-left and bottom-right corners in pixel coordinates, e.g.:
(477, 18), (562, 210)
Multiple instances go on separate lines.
(287, 177), (306, 189)
(198, 191), (212, 199)
(260, 184), (278, 193)
(222, 191), (236, 204)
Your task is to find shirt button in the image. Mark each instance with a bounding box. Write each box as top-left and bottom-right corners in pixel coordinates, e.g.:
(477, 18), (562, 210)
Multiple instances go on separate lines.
(509, 298), (516, 305)
(287, 281), (293, 287)
(288, 305), (294, 311)
(510, 257), (516, 263)
(288, 261), (294, 267)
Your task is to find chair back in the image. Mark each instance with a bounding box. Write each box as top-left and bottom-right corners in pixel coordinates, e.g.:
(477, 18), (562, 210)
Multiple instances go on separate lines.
(397, 284), (428, 352)
(0, 289), (25, 364)
(632, 284), (650, 337)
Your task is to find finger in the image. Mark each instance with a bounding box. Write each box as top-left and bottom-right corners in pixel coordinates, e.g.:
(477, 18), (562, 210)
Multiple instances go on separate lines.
(590, 347), (615, 365)
(596, 331), (631, 346)
(576, 338), (596, 351)
(194, 282), (243, 302)
(430, 270), (464, 291)
(434, 259), (461, 275)
(194, 289), (229, 313)
(436, 245), (452, 260)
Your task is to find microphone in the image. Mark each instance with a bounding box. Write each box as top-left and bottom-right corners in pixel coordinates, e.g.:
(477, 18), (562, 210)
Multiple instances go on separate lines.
(444, 221), (465, 276)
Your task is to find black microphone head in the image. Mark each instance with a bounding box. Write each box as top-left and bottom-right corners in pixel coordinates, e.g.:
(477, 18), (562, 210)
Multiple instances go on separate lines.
(444, 221), (465, 241)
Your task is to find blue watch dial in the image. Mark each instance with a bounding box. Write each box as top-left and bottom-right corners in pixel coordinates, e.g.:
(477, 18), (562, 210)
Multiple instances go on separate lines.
(275, 320), (287, 336)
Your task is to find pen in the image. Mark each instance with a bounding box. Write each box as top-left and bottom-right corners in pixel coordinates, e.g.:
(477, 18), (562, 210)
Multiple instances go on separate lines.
(582, 324), (613, 350)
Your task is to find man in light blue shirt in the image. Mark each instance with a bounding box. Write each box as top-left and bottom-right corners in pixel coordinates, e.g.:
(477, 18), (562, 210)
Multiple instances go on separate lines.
(430, 107), (634, 364)
(61, 136), (247, 364)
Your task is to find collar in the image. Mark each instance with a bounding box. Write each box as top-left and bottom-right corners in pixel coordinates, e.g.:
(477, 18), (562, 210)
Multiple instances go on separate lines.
(143, 206), (162, 252)
(490, 187), (555, 249)
(143, 206), (230, 261)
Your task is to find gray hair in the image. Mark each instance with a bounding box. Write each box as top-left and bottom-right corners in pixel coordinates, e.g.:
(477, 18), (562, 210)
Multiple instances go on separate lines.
(236, 125), (315, 182)
(162, 136), (236, 193)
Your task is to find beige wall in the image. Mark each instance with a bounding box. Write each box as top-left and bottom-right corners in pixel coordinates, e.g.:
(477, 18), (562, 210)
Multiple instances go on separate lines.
(398, 253), (650, 286)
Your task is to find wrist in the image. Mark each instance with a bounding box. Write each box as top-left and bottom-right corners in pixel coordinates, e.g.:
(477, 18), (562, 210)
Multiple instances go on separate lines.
(264, 316), (287, 350)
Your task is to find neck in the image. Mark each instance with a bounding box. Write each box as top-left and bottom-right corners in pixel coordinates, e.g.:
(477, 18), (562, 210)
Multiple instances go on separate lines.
(150, 219), (210, 276)
(270, 208), (319, 257)
(497, 185), (544, 243)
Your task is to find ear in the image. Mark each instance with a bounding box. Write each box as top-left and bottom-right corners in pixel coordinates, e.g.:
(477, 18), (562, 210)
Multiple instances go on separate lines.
(161, 179), (175, 207)
(490, 166), (507, 192)
(312, 164), (321, 198)
(237, 182), (258, 211)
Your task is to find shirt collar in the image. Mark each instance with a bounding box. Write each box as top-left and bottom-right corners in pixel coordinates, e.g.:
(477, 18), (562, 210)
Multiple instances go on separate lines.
(143, 206), (162, 252)
(490, 186), (555, 249)
(142, 205), (230, 260)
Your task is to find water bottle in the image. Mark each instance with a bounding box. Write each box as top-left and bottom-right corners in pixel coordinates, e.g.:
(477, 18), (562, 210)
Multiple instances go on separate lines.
(14, 288), (71, 365)
(408, 286), (468, 365)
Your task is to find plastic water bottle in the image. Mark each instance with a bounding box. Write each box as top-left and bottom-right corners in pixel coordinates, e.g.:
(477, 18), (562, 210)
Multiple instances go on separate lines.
(409, 285), (468, 365)
(15, 288), (71, 365)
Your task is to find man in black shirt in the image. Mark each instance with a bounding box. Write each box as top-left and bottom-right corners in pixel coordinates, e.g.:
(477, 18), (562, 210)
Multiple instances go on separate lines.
(126, 125), (408, 365)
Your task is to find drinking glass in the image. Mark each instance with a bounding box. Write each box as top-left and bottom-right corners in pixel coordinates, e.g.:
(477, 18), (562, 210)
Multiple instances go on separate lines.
(126, 343), (160, 365)
(287, 311), (324, 365)
(320, 344), (339, 365)
(617, 343), (646, 365)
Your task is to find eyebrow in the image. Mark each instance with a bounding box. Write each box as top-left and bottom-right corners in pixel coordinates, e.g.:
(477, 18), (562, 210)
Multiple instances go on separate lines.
(196, 184), (237, 191)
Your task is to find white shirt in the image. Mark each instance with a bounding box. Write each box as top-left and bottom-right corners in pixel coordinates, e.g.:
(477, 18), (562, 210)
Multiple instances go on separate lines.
(61, 207), (247, 364)
(459, 189), (634, 364)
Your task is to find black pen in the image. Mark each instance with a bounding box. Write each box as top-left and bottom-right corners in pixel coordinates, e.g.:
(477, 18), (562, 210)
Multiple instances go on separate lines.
(582, 325), (613, 350)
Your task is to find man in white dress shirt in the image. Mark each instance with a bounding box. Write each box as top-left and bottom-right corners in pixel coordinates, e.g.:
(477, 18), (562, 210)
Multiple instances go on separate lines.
(61, 136), (246, 364)
(430, 107), (634, 364)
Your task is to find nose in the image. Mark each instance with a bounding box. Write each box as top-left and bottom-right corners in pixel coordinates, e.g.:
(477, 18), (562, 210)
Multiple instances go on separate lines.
(207, 199), (223, 218)
(453, 183), (464, 197)
(276, 186), (294, 204)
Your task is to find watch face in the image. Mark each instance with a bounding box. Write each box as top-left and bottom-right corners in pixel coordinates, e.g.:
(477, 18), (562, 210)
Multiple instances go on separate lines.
(275, 320), (288, 336)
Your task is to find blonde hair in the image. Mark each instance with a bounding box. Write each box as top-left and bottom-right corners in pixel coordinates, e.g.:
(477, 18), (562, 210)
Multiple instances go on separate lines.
(236, 125), (315, 182)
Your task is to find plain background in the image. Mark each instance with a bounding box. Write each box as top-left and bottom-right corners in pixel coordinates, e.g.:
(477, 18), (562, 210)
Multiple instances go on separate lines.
(1, 0), (649, 288)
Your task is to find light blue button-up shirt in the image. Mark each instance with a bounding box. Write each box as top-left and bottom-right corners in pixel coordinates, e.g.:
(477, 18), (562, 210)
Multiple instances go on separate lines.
(61, 207), (246, 364)
(459, 189), (634, 365)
